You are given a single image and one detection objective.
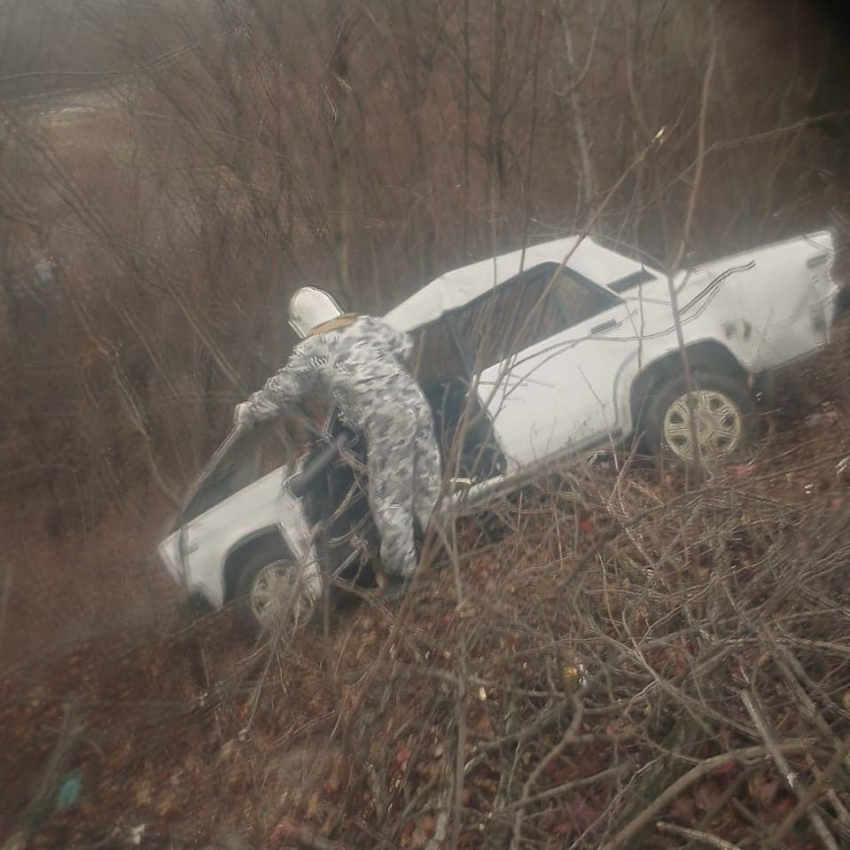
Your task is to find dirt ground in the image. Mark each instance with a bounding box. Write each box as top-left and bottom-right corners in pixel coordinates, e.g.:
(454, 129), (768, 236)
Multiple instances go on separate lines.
(2, 324), (850, 849)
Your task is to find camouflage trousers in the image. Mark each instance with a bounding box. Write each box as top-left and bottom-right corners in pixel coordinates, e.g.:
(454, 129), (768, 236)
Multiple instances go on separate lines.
(364, 395), (442, 578)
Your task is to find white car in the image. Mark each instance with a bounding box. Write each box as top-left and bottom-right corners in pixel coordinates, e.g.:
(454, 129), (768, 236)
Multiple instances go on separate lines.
(158, 231), (839, 630)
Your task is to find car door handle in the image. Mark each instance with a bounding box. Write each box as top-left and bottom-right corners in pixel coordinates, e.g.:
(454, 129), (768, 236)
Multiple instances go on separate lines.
(590, 318), (620, 335)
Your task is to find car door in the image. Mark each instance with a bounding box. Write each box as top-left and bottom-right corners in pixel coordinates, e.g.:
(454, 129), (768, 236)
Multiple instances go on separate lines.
(454, 264), (635, 470)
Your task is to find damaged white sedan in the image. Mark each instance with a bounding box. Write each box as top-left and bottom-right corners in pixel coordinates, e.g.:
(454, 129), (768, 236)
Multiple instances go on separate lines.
(158, 231), (839, 630)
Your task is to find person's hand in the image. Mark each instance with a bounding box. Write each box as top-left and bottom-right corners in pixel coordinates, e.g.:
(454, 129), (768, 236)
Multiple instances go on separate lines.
(233, 402), (254, 428)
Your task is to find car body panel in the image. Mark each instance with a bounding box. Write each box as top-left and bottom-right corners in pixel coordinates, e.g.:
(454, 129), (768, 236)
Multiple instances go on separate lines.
(383, 236), (651, 333)
(159, 229), (838, 610)
(158, 465), (319, 607)
(475, 298), (635, 468)
(471, 231), (836, 466)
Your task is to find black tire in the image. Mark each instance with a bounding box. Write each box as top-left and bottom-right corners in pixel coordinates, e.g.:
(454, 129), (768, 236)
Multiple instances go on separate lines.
(642, 368), (755, 467)
(234, 548), (323, 635)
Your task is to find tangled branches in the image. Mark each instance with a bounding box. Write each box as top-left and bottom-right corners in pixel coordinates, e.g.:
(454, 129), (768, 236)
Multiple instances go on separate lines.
(232, 416), (850, 849)
(5, 346), (850, 849)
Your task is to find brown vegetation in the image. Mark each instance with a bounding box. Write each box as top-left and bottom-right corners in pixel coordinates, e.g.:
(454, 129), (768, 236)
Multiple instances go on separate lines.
(1, 0), (849, 652)
(2, 325), (850, 848)
(2, 0), (850, 847)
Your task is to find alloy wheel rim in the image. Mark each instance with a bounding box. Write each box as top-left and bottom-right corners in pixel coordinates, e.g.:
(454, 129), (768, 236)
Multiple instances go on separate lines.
(249, 560), (315, 628)
(662, 389), (742, 462)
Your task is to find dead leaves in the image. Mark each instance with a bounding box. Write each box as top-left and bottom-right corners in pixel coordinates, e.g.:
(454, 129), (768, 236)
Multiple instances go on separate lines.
(748, 772), (780, 809)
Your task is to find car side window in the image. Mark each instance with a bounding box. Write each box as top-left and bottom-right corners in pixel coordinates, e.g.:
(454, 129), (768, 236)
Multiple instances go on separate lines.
(451, 264), (618, 371)
(411, 318), (465, 385)
(552, 268), (618, 326)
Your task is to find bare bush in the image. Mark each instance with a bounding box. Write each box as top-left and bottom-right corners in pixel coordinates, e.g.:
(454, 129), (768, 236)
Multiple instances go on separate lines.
(3, 339), (850, 846)
(2, 0), (850, 845)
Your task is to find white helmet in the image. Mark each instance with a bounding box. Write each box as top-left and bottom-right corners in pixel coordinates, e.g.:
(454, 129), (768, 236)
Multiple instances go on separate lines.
(288, 286), (343, 339)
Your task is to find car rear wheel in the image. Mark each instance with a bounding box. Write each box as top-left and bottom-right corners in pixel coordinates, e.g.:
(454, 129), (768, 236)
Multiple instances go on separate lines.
(643, 370), (754, 467)
(235, 550), (322, 635)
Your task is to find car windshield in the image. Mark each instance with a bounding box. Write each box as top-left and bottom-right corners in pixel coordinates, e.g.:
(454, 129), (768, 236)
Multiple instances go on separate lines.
(177, 417), (319, 525)
(178, 430), (265, 524)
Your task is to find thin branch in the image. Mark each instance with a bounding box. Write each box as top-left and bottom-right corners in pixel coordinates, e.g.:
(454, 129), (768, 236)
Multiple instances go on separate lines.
(656, 821), (742, 850)
(764, 733), (850, 849)
(601, 741), (815, 850)
(510, 694), (584, 848)
(494, 763), (632, 816)
(666, 11), (717, 478)
(741, 691), (838, 850)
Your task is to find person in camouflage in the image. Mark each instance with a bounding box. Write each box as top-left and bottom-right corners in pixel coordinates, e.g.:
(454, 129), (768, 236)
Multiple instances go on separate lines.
(235, 288), (442, 581)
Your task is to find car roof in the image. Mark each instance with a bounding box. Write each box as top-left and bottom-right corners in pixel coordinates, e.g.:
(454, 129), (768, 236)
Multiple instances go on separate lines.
(384, 235), (648, 332)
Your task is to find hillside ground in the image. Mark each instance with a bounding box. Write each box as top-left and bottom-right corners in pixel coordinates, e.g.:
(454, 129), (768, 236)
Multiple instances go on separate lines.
(2, 318), (850, 850)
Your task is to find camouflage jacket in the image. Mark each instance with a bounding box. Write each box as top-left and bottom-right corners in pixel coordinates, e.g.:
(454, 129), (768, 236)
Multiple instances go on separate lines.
(246, 315), (418, 430)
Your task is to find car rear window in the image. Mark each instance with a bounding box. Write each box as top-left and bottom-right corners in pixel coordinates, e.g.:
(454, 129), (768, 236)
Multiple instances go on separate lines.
(607, 268), (656, 293)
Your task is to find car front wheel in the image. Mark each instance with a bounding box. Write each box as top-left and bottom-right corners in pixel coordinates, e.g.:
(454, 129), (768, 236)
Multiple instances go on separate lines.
(235, 550), (322, 635)
(643, 370), (754, 466)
